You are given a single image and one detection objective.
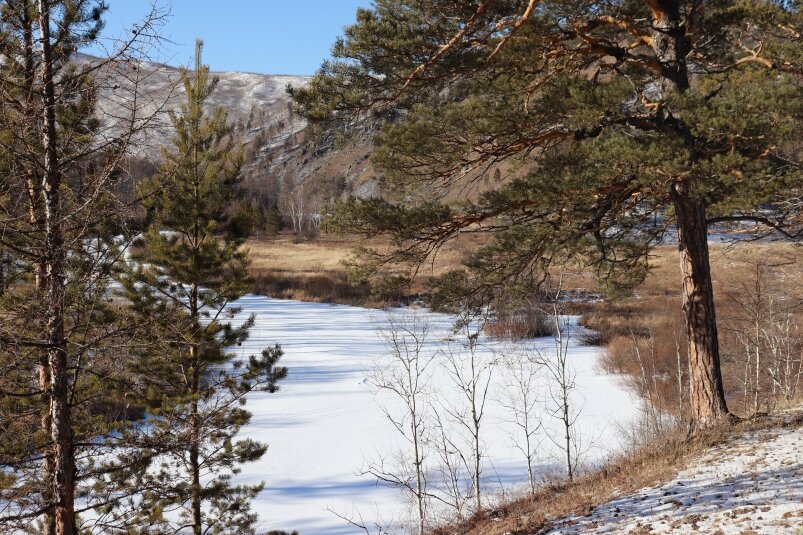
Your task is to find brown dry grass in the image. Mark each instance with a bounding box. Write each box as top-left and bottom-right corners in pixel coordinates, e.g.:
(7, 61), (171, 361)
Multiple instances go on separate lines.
(641, 242), (802, 301)
(585, 242), (803, 417)
(247, 235), (371, 305)
(247, 235), (357, 273)
(245, 232), (479, 305)
(434, 411), (803, 535)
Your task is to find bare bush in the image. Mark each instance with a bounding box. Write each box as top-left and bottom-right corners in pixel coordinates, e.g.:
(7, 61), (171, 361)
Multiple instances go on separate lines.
(485, 305), (554, 341)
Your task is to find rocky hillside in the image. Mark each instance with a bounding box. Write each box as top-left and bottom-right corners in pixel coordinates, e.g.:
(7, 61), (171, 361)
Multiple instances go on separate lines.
(81, 53), (377, 202)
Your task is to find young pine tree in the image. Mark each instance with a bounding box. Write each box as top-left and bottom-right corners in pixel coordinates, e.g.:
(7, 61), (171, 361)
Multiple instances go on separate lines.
(263, 202), (284, 239)
(119, 41), (286, 534)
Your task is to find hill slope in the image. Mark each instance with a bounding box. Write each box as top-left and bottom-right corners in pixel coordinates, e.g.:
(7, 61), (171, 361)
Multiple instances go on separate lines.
(549, 417), (803, 534)
(80, 53), (377, 200)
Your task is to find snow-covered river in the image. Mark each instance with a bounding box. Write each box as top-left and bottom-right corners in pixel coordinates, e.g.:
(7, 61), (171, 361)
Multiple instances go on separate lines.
(228, 295), (639, 534)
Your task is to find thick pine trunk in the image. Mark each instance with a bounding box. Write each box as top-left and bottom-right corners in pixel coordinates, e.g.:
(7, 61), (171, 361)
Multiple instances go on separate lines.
(648, 1), (729, 430)
(671, 181), (729, 429)
(646, 0), (690, 92)
(38, 2), (75, 533)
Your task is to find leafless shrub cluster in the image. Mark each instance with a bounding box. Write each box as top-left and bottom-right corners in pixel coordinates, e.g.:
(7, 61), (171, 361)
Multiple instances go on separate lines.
(721, 258), (803, 416)
(485, 305), (554, 341)
(592, 252), (802, 423)
(358, 284), (589, 532)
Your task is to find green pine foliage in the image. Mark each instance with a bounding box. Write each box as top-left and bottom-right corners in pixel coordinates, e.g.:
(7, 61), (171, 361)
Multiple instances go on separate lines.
(293, 0), (802, 303)
(263, 202), (284, 238)
(116, 41), (287, 534)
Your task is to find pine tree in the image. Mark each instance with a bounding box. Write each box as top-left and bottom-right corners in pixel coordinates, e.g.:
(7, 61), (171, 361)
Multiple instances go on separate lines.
(0, 2), (169, 533)
(118, 41), (286, 534)
(263, 201), (284, 239)
(292, 0), (802, 430)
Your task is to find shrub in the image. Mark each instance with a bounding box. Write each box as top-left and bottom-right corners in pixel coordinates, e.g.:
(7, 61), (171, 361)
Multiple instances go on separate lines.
(486, 305), (555, 341)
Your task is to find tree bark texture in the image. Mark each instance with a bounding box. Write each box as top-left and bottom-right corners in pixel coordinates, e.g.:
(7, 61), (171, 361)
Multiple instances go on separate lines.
(671, 180), (730, 428)
(38, 1), (75, 532)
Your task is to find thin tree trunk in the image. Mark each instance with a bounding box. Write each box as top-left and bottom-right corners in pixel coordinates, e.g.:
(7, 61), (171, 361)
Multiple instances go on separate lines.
(468, 340), (482, 513)
(671, 181), (729, 429)
(190, 399), (202, 535)
(742, 339), (752, 413)
(39, 355), (55, 535)
(20, 0), (48, 290)
(189, 282), (203, 535)
(754, 313), (761, 415)
(473, 429), (481, 512)
(563, 397), (572, 482)
(552, 307), (573, 482)
(525, 422), (534, 494)
(23, 5), (56, 530)
(412, 421), (424, 535)
(38, 2), (75, 533)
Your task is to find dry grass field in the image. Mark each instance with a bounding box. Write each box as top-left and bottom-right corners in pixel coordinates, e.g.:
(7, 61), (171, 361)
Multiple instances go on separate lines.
(246, 235), (369, 304)
(247, 235), (802, 416)
(245, 232), (478, 305)
(247, 235), (800, 310)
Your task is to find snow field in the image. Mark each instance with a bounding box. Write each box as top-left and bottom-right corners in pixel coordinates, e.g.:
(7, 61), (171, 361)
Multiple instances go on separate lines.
(228, 296), (640, 534)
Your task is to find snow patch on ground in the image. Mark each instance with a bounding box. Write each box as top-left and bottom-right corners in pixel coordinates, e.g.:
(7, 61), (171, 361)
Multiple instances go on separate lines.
(548, 419), (803, 534)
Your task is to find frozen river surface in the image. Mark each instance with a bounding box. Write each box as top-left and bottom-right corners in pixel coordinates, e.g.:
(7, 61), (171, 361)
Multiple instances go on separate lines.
(229, 296), (639, 534)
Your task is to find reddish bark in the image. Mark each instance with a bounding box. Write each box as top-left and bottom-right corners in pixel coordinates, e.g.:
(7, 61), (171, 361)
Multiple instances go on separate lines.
(671, 180), (730, 428)
(38, 1), (75, 532)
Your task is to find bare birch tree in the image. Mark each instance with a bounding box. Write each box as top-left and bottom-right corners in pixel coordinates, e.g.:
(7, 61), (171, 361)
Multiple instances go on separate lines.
(535, 275), (583, 483)
(429, 407), (471, 522)
(497, 346), (543, 494)
(764, 314), (802, 405)
(365, 312), (434, 535)
(439, 311), (496, 513)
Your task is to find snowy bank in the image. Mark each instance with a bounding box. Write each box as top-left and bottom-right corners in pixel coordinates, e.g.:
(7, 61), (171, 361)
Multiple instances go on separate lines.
(548, 415), (803, 534)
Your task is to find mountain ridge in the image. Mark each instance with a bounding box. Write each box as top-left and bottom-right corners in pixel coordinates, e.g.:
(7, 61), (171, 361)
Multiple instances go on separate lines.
(81, 52), (376, 204)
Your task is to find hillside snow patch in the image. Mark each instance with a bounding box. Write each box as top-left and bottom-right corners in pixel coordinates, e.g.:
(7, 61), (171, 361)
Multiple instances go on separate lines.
(548, 418), (803, 534)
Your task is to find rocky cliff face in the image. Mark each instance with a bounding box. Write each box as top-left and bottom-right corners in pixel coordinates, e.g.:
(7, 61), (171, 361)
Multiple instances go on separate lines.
(81, 53), (377, 202)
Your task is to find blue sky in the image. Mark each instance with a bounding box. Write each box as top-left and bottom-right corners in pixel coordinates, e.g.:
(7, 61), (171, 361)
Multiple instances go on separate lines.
(88, 1), (371, 75)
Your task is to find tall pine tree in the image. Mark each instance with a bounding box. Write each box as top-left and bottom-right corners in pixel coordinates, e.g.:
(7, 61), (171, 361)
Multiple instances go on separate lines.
(0, 2), (169, 533)
(292, 0), (802, 429)
(118, 41), (287, 534)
